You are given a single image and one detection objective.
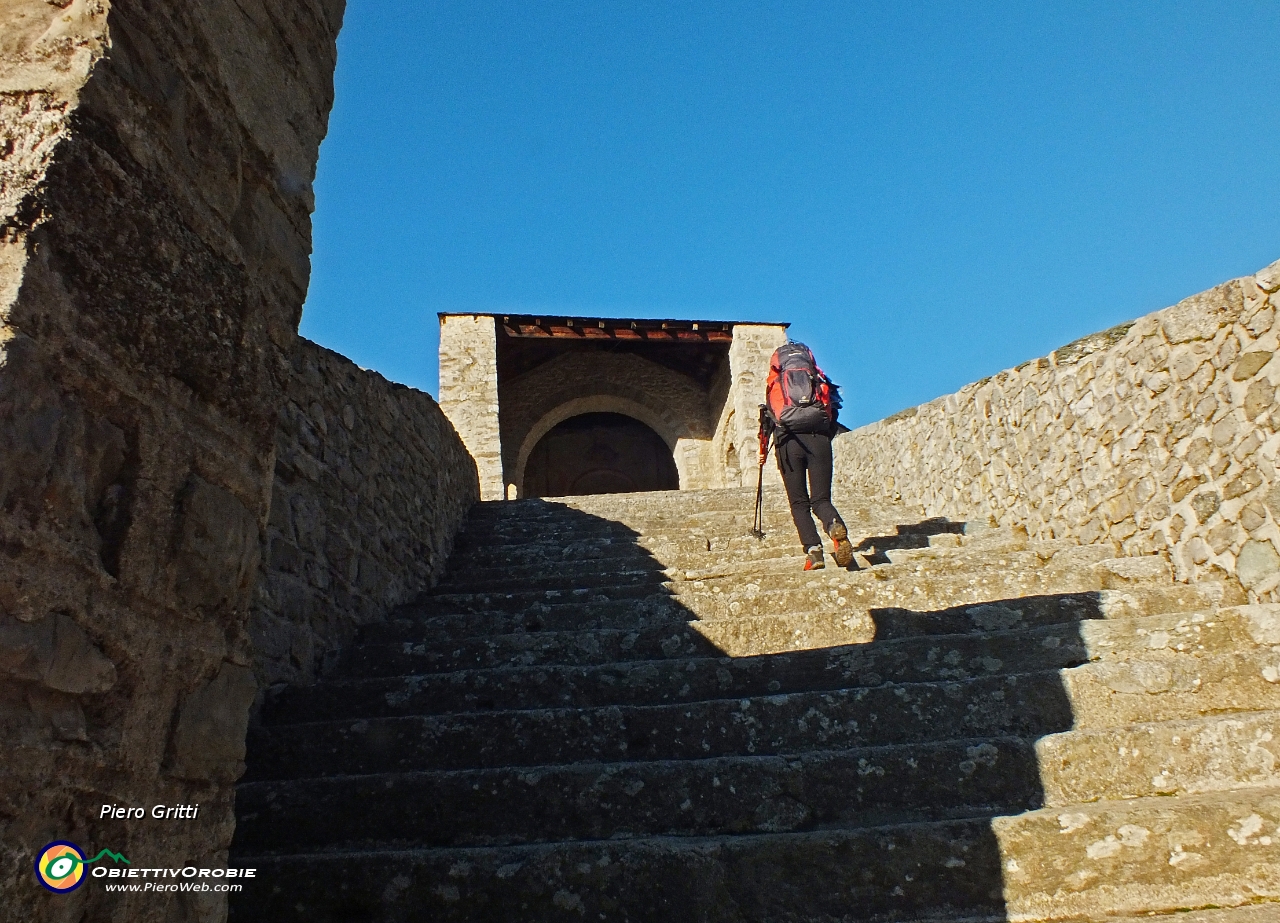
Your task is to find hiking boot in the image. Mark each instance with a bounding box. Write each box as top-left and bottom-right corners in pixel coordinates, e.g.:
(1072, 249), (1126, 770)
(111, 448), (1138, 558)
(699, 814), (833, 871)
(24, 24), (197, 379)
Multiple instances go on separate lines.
(804, 546), (825, 570)
(829, 521), (854, 568)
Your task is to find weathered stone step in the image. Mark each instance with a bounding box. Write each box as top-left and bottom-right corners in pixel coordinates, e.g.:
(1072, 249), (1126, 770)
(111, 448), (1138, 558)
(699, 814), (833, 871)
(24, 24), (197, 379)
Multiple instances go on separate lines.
(450, 512), (954, 561)
(265, 619), (1102, 723)
(259, 609), (1265, 724)
(229, 787), (1280, 922)
(242, 670), (1081, 780)
(996, 786), (1280, 921)
(1094, 907), (1280, 923)
(331, 624), (720, 679)
(869, 584), (1221, 640)
(437, 538), (1101, 595)
(229, 816), (1009, 922)
(435, 564), (671, 596)
(234, 737), (1040, 854)
(1063, 648), (1280, 730)
(251, 640), (1280, 783)
(462, 492), (789, 524)
(443, 542), (990, 591)
(415, 581), (666, 615)
(454, 504), (794, 540)
(447, 533), (803, 573)
(385, 581), (1221, 657)
(355, 595), (689, 645)
(1039, 709), (1280, 807)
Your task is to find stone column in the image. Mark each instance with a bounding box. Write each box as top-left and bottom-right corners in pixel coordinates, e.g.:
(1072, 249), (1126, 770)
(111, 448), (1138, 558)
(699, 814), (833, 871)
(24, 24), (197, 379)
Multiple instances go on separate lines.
(0, 1), (342, 919)
(728, 324), (789, 488)
(439, 315), (505, 500)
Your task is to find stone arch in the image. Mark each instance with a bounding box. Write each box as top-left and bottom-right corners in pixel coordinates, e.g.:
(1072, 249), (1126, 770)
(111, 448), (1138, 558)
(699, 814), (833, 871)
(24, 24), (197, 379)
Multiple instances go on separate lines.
(522, 411), (680, 497)
(513, 396), (687, 497)
(500, 351), (715, 496)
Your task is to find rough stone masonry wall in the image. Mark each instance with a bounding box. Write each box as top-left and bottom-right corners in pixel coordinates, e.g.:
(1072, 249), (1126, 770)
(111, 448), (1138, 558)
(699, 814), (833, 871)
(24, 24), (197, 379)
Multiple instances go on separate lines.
(439, 314), (504, 500)
(0, 1), (342, 920)
(719, 324), (788, 490)
(253, 338), (478, 690)
(836, 259), (1280, 603)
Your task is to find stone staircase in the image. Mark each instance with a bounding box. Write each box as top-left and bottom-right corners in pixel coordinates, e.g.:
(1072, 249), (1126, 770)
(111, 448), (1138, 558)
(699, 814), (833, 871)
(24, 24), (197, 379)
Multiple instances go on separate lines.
(229, 486), (1280, 922)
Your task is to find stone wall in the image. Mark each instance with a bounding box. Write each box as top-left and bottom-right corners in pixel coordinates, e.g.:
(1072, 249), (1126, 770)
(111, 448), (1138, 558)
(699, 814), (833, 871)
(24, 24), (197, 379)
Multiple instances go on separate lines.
(438, 314), (503, 500)
(253, 339), (478, 689)
(721, 324), (788, 489)
(0, 1), (343, 920)
(836, 259), (1280, 602)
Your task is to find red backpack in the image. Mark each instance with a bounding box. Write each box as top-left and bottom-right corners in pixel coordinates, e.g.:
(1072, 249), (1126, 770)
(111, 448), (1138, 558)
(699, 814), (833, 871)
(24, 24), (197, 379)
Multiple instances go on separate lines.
(765, 342), (840, 435)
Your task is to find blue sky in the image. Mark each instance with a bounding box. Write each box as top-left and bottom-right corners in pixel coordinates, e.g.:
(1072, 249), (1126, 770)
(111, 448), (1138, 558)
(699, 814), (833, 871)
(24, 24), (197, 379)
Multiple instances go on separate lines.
(301, 2), (1280, 427)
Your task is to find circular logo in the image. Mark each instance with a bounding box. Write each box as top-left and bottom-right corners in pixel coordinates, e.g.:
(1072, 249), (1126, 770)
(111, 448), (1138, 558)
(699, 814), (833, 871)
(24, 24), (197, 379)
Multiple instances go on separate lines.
(35, 841), (86, 893)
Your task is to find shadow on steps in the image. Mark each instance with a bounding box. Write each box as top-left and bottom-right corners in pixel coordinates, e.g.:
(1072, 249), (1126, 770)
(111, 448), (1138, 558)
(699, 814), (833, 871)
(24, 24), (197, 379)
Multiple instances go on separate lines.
(229, 498), (1104, 923)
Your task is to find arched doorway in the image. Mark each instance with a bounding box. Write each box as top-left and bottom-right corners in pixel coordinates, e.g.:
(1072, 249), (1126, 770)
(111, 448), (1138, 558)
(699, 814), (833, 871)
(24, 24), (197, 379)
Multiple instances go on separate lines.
(522, 413), (680, 498)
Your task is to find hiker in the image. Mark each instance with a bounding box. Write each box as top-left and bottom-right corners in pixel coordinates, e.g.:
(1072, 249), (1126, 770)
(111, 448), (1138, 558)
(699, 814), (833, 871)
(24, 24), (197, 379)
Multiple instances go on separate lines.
(758, 342), (854, 570)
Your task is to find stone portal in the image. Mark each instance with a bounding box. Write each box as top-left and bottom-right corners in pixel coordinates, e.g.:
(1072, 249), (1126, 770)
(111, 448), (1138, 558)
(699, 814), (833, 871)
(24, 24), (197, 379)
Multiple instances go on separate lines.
(524, 412), (680, 497)
(439, 314), (788, 500)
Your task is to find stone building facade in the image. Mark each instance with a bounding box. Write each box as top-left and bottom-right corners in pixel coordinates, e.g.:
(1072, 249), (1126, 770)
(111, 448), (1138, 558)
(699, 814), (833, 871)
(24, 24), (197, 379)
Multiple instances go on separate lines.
(438, 313), (788, 500)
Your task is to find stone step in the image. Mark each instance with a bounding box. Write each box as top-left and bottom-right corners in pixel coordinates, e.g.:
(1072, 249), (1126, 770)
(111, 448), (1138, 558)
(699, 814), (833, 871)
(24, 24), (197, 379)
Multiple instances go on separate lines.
(247, 645), (1280, 783)
(331, 624), (722, 679)
(234, 737), (1040, 854)
(228, 787), (1280, 923)
(435, 564), (672, 596)
(450, 511), (963, 560)
(997, 786), (1280, 921)
(1038, 709), (1280, 807)
(436, 538), (1104, 595)
(1062, 648), (1280, 730)
(1095, 907), (1280, 923)
(462, 491), (791, 523)
(242, 670), (1082, 780)
(258, 609), (1261, 725)
(365, 580), (1221, 658)
(869, 584), (1221, 640)
(264, 620), (1100, 723)
(354, 595), (690, 645)
(228, 816), (1011, 922)
(237, 708), (1280, 857)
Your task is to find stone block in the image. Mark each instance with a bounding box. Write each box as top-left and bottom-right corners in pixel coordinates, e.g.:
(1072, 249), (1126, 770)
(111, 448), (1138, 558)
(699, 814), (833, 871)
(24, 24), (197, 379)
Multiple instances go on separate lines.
(1206, 521), (1239, 555)
(1266, 484), (1280, 520)
(170, 662), (257, 782)
(1161, 282), (1243, 343)
(1257, 260), (1280, 294)
(42, 614), (116, 695)
(1211, 415), (1239, 446)
(27, 688), (87, 742)
(1224, 468), (1263, 501)
(1234, 350), (1274, 381)
(1095, 556), (1171, 588)
(1234, 603), (1280, 644)
(1241, 501), (1268, 534)
(1190, 490), (1221, 524)
(1245, 379), (1276, 421)
(173, 475), (260, 616)
(0, 613), (114, 694)
(1237, 540), (1280, 591)
(1182, 537), (1212, 566)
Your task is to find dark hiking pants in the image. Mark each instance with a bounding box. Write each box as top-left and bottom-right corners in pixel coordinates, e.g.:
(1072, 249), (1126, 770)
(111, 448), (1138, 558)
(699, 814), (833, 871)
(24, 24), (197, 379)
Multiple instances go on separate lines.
(776, 432), (842, 550)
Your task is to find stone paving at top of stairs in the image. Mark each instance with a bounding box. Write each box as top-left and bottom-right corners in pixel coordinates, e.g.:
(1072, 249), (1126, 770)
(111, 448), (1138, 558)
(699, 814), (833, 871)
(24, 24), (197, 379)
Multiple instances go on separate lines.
(231, 486), (1280, 923)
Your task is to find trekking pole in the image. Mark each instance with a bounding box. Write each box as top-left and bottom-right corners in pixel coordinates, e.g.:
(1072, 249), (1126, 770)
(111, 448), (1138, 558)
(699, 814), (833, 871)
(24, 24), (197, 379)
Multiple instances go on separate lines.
(751, 459), (766, 540)
(751, 404), (773, 540)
